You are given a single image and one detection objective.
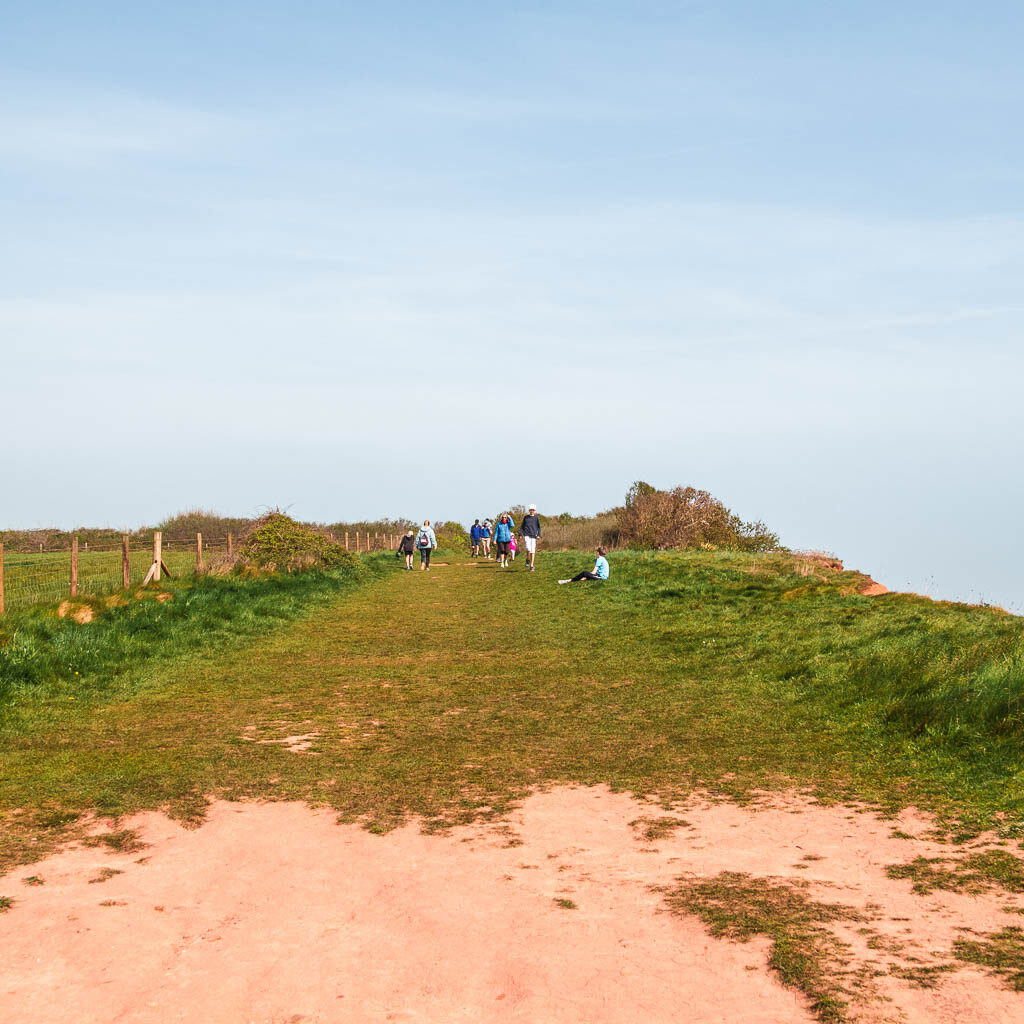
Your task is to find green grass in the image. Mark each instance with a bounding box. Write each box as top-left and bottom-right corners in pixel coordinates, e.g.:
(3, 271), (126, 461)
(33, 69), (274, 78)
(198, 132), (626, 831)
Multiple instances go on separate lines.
(2, 549), (1022, 876)
(1, 547), (226, 610)
(0, 557), (373, 705)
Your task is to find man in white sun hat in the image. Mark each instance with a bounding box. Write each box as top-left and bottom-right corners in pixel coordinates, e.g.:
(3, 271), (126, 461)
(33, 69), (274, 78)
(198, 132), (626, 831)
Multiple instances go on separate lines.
(519, 504), (542, 572)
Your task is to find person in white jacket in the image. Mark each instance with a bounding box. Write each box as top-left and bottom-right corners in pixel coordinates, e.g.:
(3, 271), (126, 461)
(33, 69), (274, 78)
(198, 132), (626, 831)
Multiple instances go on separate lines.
(417, 520), (437, 570)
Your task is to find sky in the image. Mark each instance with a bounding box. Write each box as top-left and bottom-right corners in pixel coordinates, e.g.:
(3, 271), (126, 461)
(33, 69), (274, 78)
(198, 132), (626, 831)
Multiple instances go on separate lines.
(2, 1), (1022, 610)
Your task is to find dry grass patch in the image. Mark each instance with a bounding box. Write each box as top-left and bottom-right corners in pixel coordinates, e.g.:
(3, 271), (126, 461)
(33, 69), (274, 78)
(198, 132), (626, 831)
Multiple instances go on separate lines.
(82, 829), (149, 855)
(952, 926), (1024, 990)
(662, 872), (870, 1022)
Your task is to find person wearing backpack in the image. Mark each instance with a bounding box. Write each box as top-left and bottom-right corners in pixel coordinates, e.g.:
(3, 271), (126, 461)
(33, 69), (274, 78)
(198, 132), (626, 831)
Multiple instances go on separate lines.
(493, 514), (514, 568)
(396, 530), (416, 570)
(481, 519), (493, 560)
(417, 520), (437, 570)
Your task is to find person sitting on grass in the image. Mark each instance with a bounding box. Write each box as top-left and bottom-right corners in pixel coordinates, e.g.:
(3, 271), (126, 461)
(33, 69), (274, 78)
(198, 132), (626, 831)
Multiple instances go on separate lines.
(558, 547), (610, 584)
(396, 530), (416, 571)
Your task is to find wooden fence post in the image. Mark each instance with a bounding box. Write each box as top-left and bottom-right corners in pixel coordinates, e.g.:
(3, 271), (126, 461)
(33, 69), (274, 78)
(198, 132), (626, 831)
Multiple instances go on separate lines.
(196, 532), (203, 572)
(356, 532), (360, 552)
(345, 532), (349, 550)
(154, 531), (162, 583)
(71, 536), (79, 597)
(122, 535), (130, 588)
(0, 542), (5, 616)
(227, 532), (233, 558)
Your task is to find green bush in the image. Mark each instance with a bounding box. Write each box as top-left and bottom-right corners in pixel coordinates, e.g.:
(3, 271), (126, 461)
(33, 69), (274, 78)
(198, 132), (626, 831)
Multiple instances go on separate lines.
(432, 520), (471, 552)
(240, 513), (358, 572)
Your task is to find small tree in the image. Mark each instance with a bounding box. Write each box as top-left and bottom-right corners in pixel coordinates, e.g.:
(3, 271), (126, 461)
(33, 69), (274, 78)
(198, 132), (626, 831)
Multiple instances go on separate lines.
(617, 482), (779, 551)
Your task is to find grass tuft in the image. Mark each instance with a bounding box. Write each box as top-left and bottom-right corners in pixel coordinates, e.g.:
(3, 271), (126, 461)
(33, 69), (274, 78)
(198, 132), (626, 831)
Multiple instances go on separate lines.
(82, 830), (149, 855)
(87, 867), (124, 884)
(886, 850), (1024, 895)
(630, 816), (692, 842)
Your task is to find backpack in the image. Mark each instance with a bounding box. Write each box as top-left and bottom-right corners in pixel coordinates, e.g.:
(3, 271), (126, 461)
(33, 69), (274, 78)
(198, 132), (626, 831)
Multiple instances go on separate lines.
(418, 532), (430, 548)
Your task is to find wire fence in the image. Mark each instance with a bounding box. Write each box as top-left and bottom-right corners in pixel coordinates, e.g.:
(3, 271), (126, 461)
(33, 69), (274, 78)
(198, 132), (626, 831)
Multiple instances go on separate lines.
(0, 529), (401, 615)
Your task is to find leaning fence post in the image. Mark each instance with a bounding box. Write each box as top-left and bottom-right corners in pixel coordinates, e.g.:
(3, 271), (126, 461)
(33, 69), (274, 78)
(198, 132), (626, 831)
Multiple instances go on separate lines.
(71, 536), (79, 597)
(227, 532), (233, 558)
(0, 542), (5, 616)
(122, 535), (130, 588)
(154, 531), (162, 583)
(196, 532), (203, 572)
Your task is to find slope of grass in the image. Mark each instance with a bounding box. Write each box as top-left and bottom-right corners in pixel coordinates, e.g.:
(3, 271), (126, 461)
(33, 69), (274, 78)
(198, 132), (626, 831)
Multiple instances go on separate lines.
(0, 556), (377, 710)
(1, 550), (1022, 876)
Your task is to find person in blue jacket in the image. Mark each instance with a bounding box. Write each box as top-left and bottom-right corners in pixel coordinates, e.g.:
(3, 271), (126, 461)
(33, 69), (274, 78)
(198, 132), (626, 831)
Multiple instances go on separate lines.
(493, 514), (514, 568)
(470, 519), (484, 557)
(481, 519), (493, 559)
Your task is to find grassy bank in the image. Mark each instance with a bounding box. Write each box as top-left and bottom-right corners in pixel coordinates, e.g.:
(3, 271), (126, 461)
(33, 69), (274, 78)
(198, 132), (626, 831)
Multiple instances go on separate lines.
(0, 555), (382, 713)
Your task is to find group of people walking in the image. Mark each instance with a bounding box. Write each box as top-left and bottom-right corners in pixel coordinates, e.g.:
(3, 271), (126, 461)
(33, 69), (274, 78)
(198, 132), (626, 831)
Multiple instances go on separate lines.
(395, 505), (609, 583)
(469, 506), (542, 571)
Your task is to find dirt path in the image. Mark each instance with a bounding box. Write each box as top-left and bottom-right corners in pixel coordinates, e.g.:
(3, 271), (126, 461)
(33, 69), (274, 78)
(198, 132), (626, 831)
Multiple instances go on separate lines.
(3, 787), (1022, 1024)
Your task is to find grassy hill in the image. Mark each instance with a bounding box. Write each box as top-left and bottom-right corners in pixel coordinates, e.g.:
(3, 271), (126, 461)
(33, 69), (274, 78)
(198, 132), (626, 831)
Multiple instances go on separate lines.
(1, 547), (1021, 877)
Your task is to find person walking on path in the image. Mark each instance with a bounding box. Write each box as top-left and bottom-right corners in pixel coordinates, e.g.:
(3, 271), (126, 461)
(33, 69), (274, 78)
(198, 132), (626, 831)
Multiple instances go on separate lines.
(396, 530), (416, 570)
(558, 546), (610, 584)
(509, 533), (518, 561)
(519, 504), (542, 572)
(470, 519), (483, 557)
(417, 520), (437, 570)
(493, 514), (514, 568)
(481, 519), (493, 559)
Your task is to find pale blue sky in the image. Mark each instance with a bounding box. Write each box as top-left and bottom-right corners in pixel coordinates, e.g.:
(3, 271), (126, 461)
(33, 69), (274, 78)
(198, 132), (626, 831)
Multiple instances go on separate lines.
(3, 2), (1022, 609)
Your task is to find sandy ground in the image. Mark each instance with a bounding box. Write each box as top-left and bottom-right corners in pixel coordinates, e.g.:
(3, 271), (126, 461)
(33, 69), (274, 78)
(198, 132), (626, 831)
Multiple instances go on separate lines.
(2, 786), (1022, 1023)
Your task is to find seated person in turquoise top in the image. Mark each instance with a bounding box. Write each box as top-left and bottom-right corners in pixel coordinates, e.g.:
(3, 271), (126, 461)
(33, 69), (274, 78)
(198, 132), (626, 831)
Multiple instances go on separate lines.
(559, 547), (610, 584)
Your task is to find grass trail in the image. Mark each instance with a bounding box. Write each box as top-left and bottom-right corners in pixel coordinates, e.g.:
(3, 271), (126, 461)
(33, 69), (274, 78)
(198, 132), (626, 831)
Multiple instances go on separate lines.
(2, 552), (1022, 870)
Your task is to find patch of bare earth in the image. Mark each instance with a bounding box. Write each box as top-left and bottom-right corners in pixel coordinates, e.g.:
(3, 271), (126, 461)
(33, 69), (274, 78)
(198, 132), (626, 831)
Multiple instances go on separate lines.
(2, 787), (1021, 1023)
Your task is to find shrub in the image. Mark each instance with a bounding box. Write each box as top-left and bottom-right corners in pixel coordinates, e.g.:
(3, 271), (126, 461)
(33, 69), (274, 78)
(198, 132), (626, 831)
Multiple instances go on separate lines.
(239, 513), (358, 572)
(616, 482), (779, 552)
(432, 520), (470, 552)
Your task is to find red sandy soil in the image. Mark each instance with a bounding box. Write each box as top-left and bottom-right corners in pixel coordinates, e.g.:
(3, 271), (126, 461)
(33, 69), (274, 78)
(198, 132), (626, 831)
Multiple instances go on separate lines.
(2, 787), (1022, 1023)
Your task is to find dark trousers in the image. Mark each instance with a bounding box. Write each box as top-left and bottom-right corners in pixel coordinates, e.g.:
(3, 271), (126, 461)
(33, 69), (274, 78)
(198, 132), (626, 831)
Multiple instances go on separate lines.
(570, 571), (600, 582)
(419, 548), (431, 567)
